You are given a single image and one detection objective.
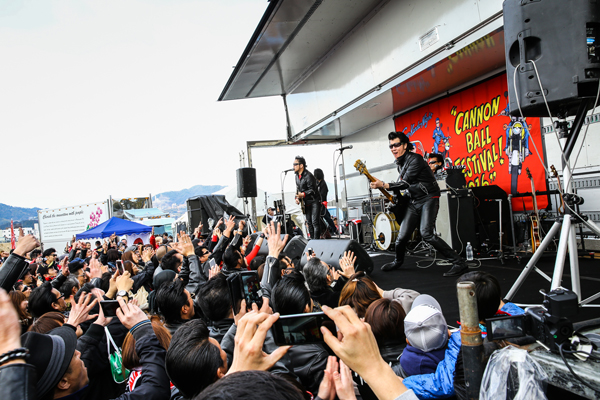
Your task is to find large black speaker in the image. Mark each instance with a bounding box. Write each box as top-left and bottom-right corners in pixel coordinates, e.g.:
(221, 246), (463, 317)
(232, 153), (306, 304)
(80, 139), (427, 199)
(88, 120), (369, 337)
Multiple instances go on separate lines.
(504, 0), (600, 117)
(187, 198), (210, 236)
(236, 168), (257, 198)
(436, 189), (478, 255)
(284, 236), (309, 267)
(299, 239), (374, 274)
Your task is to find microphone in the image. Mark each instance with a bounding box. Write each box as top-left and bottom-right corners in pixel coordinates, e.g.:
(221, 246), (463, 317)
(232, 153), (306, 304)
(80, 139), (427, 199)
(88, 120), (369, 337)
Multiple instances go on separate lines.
(283, 168), (294, 173)
(338, 145), (353, 152)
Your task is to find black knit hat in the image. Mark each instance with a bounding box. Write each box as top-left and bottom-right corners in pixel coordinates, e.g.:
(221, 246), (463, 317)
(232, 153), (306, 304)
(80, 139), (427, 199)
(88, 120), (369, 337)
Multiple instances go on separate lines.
(21, 325), (78, 399)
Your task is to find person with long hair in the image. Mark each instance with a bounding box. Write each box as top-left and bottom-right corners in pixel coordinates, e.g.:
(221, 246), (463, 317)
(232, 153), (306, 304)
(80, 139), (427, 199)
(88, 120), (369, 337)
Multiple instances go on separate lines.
(9, 290), (32, 334)
(338, 271), (419, 318)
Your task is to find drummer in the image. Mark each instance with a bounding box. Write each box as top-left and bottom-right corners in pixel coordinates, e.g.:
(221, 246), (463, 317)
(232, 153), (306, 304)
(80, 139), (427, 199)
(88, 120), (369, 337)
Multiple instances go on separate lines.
(369, 131), (468, 277)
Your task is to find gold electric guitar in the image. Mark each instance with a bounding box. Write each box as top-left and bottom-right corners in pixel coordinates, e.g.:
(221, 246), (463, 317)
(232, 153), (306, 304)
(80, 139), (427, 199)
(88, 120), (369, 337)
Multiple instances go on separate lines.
(526, 168), (542, 252)
(354, 160), (394, 202)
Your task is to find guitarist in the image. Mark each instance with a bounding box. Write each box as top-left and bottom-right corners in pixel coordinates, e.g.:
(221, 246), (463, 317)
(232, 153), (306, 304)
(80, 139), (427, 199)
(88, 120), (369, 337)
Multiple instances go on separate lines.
(294, 156), (321, 240)
(370, 132), (468, 277)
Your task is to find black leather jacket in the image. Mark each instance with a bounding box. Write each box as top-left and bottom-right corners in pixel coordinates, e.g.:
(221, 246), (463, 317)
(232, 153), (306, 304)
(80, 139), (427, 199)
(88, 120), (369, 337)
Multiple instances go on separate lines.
(0, 363), (36, 400)
(317, 180), (328, 204)
(295, 170), (320, 205)
(0, 253), (29, 292)
(388, 151), (440, 201)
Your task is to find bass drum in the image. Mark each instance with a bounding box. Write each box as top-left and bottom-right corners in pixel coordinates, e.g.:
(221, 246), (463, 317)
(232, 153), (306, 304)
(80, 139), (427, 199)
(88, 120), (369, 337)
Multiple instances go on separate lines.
(373, 212), (400, 250)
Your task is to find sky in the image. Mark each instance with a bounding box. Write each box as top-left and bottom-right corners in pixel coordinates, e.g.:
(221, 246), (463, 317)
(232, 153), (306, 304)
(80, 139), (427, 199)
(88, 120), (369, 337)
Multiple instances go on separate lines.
(1, 0), (337, 209)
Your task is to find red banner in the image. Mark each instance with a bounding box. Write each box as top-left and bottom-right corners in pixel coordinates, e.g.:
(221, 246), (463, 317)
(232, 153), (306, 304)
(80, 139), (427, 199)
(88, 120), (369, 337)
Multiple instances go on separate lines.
(393, 74), (547, 211)
(10, 219), (15, 250)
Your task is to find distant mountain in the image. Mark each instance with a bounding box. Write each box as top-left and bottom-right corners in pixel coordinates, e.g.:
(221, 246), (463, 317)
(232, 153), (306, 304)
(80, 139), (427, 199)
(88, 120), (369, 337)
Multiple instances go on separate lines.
(0, 203), (40, 228)
(152, 184), (226, 218)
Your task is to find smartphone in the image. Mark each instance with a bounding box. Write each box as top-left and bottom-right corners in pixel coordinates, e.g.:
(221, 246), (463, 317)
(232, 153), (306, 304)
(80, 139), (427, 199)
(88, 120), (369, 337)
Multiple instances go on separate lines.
(209, 258), (216, 268)
(116, 260), (124, 274)
(272, 312), (335, 346)
(227, 271), (263, 314)
(240, 271), (263, 310)
(100, 300), (120, 317)
(307, 248), (314, 256)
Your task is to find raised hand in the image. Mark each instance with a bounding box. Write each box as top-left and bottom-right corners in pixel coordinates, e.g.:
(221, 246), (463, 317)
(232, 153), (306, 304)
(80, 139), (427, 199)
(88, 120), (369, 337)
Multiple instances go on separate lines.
(66, 293), (99, 328)
(179, 233), (195, 257)
(89, 258), (103, 279)
(13, 234), (40, 258)
(266, 221), (288, 258)
(228, 310), (290, 374)
(339, 251), (356, 278)
(142, 247), (155, 263)
(321, 305), (408, 400)
(0, 289), (22, 359)
(116, 297), (148, 330)
(116, 271), (134, 293)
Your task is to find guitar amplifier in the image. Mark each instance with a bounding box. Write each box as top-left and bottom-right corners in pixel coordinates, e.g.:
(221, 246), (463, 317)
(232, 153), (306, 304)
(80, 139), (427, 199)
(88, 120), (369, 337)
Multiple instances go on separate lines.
(361, 215), (373, 244)
(436, 189), (478, 255)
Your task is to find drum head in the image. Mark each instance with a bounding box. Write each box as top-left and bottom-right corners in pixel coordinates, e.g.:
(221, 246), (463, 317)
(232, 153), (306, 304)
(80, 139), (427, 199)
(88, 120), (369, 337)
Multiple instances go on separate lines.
(373, 212), (399, 250)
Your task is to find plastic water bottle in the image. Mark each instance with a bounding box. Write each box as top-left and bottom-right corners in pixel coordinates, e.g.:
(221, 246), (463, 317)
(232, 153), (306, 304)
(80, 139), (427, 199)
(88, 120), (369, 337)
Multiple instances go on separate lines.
(466, 242), (473, 261)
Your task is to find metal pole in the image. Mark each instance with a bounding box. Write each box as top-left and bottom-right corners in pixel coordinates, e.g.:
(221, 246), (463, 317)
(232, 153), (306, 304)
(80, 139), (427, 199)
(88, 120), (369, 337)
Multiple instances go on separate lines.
(457, 281), (484, 400)
(333, 150), (342, 239)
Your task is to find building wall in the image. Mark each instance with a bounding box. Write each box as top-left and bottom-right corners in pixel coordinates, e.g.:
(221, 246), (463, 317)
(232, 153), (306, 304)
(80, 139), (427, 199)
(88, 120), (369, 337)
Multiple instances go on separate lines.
(286, 0), (504, 135)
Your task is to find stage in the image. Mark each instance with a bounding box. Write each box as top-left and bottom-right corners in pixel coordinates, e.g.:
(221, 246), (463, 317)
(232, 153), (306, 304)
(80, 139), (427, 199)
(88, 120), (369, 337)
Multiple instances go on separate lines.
(363, 249), (600, 327)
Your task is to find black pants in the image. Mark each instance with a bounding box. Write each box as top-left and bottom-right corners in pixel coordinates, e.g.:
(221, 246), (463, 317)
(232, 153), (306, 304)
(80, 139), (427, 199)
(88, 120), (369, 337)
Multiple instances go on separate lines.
(394, 196), (464, 266)
(305, 201), (321, 239)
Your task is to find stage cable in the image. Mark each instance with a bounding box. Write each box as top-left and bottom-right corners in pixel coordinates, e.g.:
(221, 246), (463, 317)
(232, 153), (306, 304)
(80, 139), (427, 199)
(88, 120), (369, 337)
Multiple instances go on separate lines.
(522, 61), (600, 234)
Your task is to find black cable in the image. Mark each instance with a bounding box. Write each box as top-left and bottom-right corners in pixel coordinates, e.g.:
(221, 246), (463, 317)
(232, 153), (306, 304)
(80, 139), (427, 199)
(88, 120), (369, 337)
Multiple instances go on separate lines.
(558, 343), (600, 393)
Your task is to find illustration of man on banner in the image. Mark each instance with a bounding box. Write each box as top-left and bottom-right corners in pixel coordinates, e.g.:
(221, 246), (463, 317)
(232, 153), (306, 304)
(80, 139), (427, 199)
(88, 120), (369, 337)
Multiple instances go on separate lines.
(431, 117), (451, 155)
(503, 116), (532, 195)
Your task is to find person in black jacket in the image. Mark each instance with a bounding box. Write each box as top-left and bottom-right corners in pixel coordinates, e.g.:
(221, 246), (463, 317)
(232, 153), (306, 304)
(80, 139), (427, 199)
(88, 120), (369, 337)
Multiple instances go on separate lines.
(294, 156), (321, 240)
(314, 168), (337, 237)
(370, 132), (467, 277)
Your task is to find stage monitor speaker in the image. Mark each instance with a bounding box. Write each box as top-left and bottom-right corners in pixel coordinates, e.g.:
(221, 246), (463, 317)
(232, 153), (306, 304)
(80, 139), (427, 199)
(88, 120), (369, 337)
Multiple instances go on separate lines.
(470, 185), (512, 246)
(284, 236), (309, 267)
(299, 239), (373, 274)
(253, 234), (289, 257)
(436, 189), (478, 255)
(236, 168), (257, 198)
(504, 0), (600, 117)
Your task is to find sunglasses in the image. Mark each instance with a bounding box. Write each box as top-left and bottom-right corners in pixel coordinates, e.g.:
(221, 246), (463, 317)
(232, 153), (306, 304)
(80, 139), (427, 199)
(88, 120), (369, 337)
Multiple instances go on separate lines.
(292, 163), (299, 166)
(428, 161), (439, 165)
(388, 142), (403, 149)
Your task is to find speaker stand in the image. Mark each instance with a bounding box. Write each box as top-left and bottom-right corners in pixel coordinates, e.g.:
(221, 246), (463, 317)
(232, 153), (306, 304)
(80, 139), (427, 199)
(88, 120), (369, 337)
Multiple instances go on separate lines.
(505, 99), (599, 307)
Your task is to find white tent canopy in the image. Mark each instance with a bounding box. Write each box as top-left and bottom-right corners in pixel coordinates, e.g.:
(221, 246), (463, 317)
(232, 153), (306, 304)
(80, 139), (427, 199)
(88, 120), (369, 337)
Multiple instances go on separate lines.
(213, 186), (307, 235)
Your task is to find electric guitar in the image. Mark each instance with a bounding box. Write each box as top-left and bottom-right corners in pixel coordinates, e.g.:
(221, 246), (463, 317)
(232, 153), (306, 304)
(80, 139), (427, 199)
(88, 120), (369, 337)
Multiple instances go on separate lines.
(526, 168), (542, 252)
(354, 160), (394, 202)
(295, 192), (305, 214)
(550, 165), (565, 214)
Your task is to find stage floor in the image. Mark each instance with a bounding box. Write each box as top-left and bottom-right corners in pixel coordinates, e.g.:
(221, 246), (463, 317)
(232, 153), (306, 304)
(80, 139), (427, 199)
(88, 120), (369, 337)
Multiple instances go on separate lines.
(364, 248), (600, 326)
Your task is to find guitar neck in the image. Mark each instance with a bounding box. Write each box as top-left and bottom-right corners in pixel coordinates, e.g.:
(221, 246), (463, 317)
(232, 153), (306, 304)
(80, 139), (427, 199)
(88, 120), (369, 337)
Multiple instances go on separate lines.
(363, 172), (393, 201)
(529, 179), (539, 216)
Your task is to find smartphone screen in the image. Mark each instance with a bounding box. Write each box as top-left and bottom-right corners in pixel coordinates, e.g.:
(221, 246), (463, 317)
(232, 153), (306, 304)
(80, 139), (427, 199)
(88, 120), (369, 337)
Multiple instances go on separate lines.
(209, 258), (216, 268)
(116, 260), (124, 274)
(100, 300), (120, 317)
(272, 312), (335, 346)
(240, 272), (263, 309)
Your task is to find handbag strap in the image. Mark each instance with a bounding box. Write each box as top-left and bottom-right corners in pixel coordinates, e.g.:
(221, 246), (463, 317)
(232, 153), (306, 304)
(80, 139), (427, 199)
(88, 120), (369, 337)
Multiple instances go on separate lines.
(105, 326), (121, 356)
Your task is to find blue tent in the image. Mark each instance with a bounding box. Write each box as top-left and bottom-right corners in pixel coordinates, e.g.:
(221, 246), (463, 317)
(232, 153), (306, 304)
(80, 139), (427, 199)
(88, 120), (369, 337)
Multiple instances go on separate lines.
(76, 217), (152, 239)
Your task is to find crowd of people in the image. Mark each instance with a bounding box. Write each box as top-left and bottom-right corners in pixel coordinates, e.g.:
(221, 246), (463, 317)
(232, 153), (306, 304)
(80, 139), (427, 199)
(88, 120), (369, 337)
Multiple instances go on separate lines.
(0, 218), (524, 400)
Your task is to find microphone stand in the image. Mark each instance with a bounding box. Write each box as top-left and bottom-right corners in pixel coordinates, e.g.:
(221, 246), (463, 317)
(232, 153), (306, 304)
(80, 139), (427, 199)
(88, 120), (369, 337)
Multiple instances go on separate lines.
(333, 146), (351, 239)
(280, 170), (291, 234)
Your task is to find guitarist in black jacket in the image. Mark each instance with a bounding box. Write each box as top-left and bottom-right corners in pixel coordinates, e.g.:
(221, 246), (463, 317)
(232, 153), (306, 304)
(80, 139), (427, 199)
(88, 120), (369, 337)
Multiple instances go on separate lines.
(294, 156), (321, 240)
(370, 132), (467, 277)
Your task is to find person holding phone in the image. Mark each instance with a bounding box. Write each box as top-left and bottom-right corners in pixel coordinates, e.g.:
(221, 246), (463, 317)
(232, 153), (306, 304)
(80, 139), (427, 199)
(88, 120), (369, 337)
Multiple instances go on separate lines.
(270, 271), (329, 394)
